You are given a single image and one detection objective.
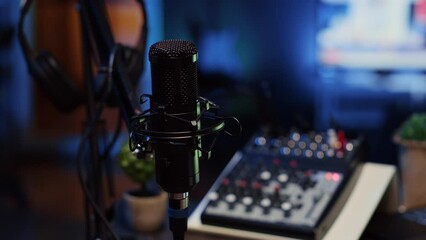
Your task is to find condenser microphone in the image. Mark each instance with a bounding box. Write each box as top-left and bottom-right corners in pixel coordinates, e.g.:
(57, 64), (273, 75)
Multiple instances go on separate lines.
(149, 39), (200, 194)
(149, 39), (201, 239)
(130, 39), (240, 239)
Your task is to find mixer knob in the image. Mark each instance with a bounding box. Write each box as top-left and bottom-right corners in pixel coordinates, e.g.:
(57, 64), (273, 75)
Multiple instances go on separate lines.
(260, 170), (272, 181)
(270, 138), (282, 148)
(309, 142), (318, 151)
(273, 185), (281, 203)
(291, 132), (301, 141)
(225, 193), (237, 210)
(254, 136), (267, 147)
(208, 192), (219, 207)
(260, 198), (272, 208)
(320, 143), (329, 151)
(208, 192), (219, 201)
(293, 148), (302, 156)
(281, 202), (292, 217)
(287, 140), (296, 149)
(260, 198), (272, 214)
(219, 178), (231, 194)
(315, 151), (325, 159)
(253, 181), (263, 197)
(304, 149), (313, 158)
(242, 196), (254, 212)
(326, 149), (335, 158)
(236, 181), (246, 196)
(277, 173), (289, 184)
(345, 142), (354, 152)
(298, 141), (307, 149)
(314, 134), (323, 143)
(242, 196), (254, 206)
(280, 146), (291, 155)
(225, 193), (237, 203)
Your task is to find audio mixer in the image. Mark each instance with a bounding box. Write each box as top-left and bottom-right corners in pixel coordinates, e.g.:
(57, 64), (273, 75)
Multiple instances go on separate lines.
(196, 126), (365, 239)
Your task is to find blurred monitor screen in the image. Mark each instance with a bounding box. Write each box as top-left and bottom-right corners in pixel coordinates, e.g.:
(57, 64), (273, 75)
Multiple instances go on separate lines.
(317, 0), (426, 70)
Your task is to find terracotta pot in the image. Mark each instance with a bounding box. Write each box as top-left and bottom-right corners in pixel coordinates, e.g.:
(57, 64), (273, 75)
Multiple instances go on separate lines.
(394, 134), (426, 211)
(124, 190), (168, 232)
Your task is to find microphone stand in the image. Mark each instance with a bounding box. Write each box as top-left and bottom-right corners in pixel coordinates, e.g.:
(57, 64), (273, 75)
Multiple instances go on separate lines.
(77, 2), (237, 239)
(77, 0), (142, 239)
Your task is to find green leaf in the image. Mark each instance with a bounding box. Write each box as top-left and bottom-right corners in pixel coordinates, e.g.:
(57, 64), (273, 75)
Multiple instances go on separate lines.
(400, 113), (426, 141)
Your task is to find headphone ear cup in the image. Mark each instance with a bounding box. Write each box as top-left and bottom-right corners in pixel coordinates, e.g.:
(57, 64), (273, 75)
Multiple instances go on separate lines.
(103, 46), (143, 107)
(30, 50), (83, 113)
(122, 46), (144, 87)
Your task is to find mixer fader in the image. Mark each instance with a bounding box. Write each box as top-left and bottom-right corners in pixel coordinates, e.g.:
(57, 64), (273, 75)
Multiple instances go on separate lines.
(199, 127), (364, 239)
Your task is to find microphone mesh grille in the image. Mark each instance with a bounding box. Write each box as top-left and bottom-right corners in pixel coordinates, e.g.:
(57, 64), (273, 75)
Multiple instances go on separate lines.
(149, 40), (198, 110)
(149, 39), (197, 58)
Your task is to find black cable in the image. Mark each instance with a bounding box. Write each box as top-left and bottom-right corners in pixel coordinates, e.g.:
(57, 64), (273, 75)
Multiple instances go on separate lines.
(102, 102), (123, 161)
(76, 43), (121, 240)
(170, 218), (186, 240)
(173, 233), (184, 240)
(84, 194), (91, 240)
(76, 107), (120, 240)
(103, 110), (123, 198)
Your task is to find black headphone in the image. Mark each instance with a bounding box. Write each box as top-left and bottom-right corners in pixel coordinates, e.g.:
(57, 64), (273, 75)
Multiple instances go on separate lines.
(18, 0), (148, 112)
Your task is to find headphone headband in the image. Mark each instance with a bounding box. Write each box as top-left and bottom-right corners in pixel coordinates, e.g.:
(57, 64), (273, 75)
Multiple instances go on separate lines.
(18, 0), (35, 61)
(19, 0), (147, 64)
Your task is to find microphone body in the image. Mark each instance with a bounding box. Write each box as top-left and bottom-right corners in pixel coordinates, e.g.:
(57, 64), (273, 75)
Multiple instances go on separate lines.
(133, 39), (240, 239)
(149, 39), (202, 239)
(149, 40), (201, 195)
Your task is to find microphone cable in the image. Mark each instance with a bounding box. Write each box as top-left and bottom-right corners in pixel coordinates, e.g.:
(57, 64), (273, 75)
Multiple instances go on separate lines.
(76, 46), (121, 240)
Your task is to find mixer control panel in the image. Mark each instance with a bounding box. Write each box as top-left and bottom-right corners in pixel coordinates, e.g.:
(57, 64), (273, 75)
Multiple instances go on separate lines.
(199, 127), (364, 239)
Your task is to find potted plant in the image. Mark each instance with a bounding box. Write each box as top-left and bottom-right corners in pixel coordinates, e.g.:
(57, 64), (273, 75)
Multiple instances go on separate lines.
(394, 113), (426, 211)
(118, 141), (167, 232)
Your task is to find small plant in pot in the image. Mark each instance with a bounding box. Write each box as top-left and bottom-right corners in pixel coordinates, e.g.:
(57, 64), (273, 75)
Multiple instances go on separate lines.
(394, 113), (426, 211)
(118, 141), (167, 232)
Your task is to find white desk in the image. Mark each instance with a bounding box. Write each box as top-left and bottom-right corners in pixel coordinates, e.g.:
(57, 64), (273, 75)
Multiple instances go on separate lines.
(188, 163), (397, 240)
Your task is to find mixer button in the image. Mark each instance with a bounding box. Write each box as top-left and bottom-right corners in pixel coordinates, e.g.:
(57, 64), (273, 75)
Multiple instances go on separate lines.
(298, 141), (307, 149)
